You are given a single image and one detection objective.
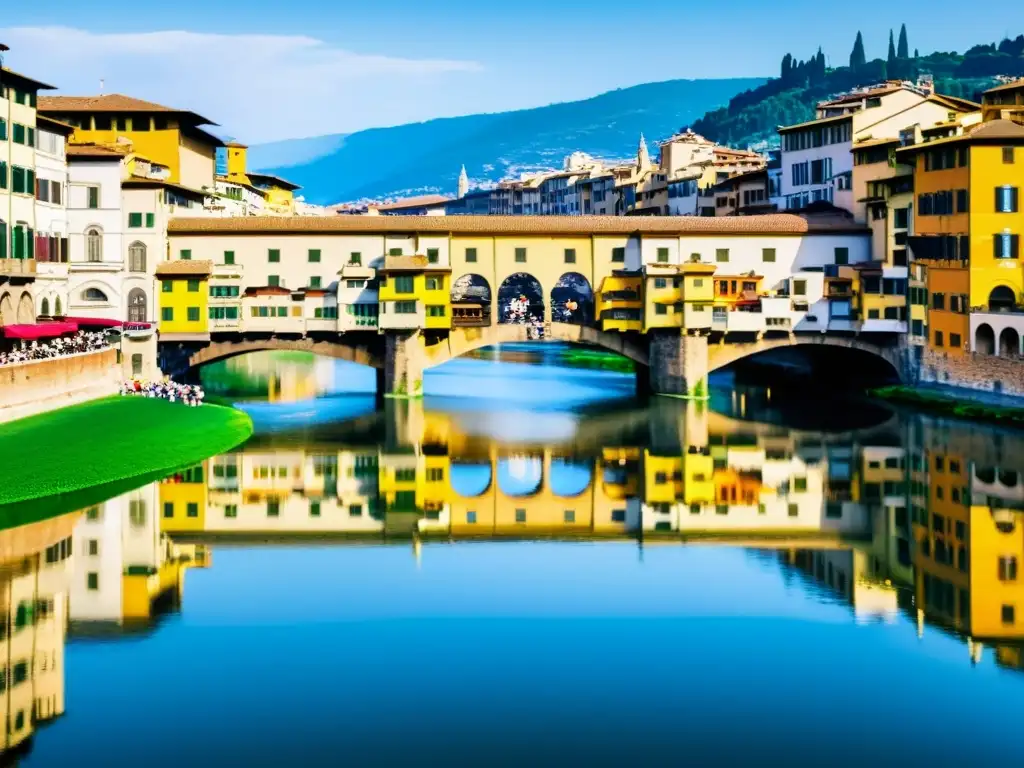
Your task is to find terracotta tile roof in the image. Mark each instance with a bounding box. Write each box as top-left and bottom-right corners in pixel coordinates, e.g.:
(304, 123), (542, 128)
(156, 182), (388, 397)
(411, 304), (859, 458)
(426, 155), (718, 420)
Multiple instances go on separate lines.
(155, 259), (213, 277)
(0, 67), (56, 91)
(819, 84), (903, 108)
(380, 255), (453, 273)
(247, 172), (301, 192)
(778, 113), (853, 134)
(168, 213), (868, 237)
(928, 94), (980, 112)
(66, 143), (128, 159)
(38, 94), (217, 125)
(896, 119), (1024, 155)
(369, 194), (451, 211)
(35, 115), (76, 136)
(985, 78), (1024, 94)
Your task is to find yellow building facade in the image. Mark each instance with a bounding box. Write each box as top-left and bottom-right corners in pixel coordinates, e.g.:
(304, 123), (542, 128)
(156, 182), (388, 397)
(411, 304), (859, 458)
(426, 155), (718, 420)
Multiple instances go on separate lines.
(156, 260), (211, 338)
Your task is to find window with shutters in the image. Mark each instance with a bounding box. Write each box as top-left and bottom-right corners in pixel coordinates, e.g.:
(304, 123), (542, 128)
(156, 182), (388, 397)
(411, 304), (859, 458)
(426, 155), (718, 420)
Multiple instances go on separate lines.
(86, 228), (103, 262)
(995, 233), (1020, 260)
(996, 186), (1019, 213)
(612, 247), (625, 263)
(268, 249), (280, 262)
(128, 242), (146, 272)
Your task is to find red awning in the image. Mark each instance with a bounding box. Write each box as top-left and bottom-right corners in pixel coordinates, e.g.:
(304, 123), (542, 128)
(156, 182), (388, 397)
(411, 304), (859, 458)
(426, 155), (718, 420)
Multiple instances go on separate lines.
(2, 322), (80, 340)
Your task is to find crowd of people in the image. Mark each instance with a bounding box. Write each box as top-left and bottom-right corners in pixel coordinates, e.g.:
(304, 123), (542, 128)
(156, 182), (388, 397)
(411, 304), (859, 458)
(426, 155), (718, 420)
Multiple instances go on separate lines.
(120, 379), (206, 406)
(0, 331), (110, 367)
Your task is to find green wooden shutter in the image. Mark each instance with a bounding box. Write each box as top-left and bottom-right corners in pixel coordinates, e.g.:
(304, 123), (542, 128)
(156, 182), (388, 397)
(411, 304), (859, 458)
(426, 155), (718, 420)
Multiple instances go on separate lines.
(0, 220), (7, 259)
(146, 213), (155, 228)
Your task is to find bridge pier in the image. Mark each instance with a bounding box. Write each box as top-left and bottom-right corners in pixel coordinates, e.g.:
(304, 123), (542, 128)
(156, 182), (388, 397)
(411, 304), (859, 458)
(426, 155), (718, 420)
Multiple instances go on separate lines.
(647, 330), (709, 399)
(383, 330), (425, 398)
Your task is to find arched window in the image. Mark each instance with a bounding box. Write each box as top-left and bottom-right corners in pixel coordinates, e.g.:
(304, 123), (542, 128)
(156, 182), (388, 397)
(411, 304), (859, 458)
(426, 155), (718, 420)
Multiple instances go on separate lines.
(127, 288), (147, 323)
(989, 285), (1017, 312)
(128, 241), (147, 273)
(86, 227), (103, 263)
(54, 296), (63, 316)
(40, 297), (50, 317)
(82, 287), (108, 302)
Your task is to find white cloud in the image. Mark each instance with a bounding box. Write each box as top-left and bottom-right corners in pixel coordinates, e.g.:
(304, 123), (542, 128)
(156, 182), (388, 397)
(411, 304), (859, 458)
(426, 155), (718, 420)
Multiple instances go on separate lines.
(0, 26), (483, 142)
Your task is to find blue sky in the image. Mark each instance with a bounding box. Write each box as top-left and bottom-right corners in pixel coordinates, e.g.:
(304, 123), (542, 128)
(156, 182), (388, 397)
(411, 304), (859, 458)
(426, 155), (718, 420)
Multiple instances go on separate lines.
(2, 1), (1023, 142)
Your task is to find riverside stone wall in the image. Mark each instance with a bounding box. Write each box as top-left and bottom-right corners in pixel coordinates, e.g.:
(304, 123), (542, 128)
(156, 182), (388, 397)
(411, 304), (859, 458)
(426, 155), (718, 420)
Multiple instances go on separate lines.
(0, 348), (119, 423)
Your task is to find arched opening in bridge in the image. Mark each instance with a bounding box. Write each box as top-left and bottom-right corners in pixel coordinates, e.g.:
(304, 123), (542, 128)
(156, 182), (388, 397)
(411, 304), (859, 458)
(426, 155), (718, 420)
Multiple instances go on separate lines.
(716, 343), (902, 415)
(548, 457), (593, 497)
(450, 273), (492, 326)
(497, 454), (544, 497)
(975, 323), (996, 355)
(989, 285), (1017, 312)
(449, 461), (493, 497)
(551, 272), (594, 326)
(999, 327), (1020, 357)
(498, 273), (544, 326)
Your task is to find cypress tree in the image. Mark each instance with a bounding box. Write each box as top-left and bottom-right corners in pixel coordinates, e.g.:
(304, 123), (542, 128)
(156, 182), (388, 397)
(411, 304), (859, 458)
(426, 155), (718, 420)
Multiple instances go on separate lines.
(850, 31), (867, 69)
(888, 30), (897, 64)
(897, 24), (909, 59)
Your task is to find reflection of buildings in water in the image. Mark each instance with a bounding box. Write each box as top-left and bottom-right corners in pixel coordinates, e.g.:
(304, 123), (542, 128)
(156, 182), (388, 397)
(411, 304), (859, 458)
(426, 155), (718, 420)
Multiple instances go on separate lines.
(0, 514), (76, 754)
(71, 481), (206, 628)
(223, 351), (335, 403)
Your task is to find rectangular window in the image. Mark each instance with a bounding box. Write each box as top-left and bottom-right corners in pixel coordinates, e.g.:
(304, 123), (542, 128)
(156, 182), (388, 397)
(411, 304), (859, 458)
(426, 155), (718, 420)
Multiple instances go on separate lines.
(87, 573), (99, 590)
(1004, 147), (1015, 164)
(464, 247), (477, 263)
(995, 233), (1020, 260)
(762, 248), (776, 263)
(187, 307), (200, 322)
(956, 189), (969, 213)
(180, 249), (191, 260)
(655, 303), (668, 315)
(268, 275), (280, 287)
(950, 333), (962, 348)
(564, 248), (576, 264)
(612, 247), (625, 263)
(389, 247), (403, 256)
(224, 250), (235, 265)
(12, 166), (26, 194)
(162, 281), (173, 293)
(87, 185), (100, 209)
(515, 247), (527, 263)
(654, 278), (667, 289)
(267, 501), (280, 517)
(426, 305), (446, 317)
(161, 307), (173, 322)
(146, 213), (155, 228)
(834, 247), (849, 265)
(934, 330), (944, 347)
(309, 276), (322, 289)
(268, 249), (280, 263)
(425, 277), (440, 290)
(656, 247), (669, 263)
(716, 248), (729, 263)
(128, 212), (143, 228)
(394, 300), (417, 314)
(12, 123), (25, 144)
(308, 249), (321, 262)
(395, 275), (415, 293)
(163, 502), (174, 518)
(515, 509), (526, 523)
(793, 279), (807, 296)
(996, 186), (1019, 213)
(426, 248), (439, 264)
(350, 252), (361, 265)
(187, 279), (200, 292)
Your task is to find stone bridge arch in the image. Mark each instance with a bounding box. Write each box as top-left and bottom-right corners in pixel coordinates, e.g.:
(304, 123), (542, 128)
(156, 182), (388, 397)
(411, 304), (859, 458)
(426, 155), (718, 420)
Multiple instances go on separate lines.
(189, 336), (383, 371)
(707, 334), (908, 382)
(423, 321), (649, 369)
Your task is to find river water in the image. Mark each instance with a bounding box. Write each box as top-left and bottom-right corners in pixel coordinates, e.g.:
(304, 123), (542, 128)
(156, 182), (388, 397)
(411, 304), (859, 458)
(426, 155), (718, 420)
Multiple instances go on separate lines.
(5, 346), (1024, 766)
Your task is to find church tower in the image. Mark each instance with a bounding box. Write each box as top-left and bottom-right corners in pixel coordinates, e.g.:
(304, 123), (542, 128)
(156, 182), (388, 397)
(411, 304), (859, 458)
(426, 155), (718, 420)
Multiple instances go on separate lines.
(457, 165), (469, 199)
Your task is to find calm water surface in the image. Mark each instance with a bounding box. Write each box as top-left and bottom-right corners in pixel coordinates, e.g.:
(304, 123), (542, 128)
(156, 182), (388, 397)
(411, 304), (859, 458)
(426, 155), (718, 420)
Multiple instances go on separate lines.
(5, 346), (1024, 766)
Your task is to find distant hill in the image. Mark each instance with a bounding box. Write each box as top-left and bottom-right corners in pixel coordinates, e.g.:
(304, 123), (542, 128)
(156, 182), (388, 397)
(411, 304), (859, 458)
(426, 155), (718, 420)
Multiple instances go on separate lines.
(248, 77), (766, 205)
(690, 32), (1024, 147)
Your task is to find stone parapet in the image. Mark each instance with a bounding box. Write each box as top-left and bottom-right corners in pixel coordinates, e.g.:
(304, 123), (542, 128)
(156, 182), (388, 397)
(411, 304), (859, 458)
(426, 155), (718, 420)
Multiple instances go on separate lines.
(0, 348), (120, 423)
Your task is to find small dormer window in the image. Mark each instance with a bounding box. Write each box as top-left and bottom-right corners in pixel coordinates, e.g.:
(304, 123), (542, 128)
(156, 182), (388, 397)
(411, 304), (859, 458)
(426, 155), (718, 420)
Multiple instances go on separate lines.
(866, 97), (882, 108)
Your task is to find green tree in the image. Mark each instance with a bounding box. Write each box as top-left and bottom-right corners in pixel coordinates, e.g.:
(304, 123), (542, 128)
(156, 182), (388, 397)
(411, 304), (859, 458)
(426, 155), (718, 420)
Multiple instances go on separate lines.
(850, 31), (867, 69)
(888, 30), (897, 65)
(898, 24), (910, 58)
